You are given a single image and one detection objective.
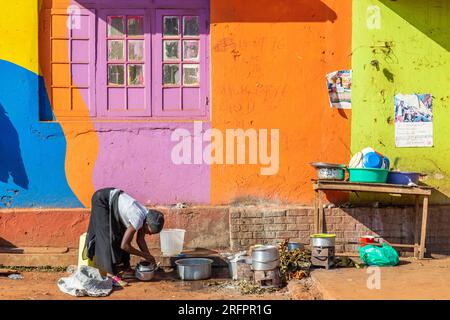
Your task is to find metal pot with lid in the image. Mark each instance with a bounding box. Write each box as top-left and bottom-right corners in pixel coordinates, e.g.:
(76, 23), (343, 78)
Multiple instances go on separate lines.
(251, 245), (280, 271)
(310, 234), (336, 247)
(135, 261), (158, 281)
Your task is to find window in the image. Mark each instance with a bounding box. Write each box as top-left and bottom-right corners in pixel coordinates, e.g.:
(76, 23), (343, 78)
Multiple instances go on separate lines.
(41, 3), (210, 120)
(154, 10), (209, 118)
(98, 10), (151, 117)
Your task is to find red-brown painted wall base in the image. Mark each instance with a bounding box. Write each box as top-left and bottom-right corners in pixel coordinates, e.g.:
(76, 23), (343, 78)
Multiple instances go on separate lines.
(0, 207), (231, 250)
(1, 206), (449, 257)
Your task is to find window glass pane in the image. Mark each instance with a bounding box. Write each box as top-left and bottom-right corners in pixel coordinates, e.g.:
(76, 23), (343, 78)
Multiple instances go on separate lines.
(164, 16), (179, 36)
(128, 64), (144, 86)
(183, 64), (199, 86)
(128, 40), (144, 61)
(183, 16), (199, 36)
(127, 16), (144, 36)
(108, 64), (125, 85)
(108, 40), (124, 61)
(183, 40), (199, 61)
(163, 40), (179, 61)
(108, 16), (125, 37)
(163, 64), (180, 85)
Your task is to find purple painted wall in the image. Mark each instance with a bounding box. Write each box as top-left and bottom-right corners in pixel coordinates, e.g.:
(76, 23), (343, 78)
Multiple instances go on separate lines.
(92, 121), (211, 205)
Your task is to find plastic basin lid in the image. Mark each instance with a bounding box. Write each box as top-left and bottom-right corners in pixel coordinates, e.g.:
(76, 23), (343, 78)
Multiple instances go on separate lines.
(310, 233), (336, 238)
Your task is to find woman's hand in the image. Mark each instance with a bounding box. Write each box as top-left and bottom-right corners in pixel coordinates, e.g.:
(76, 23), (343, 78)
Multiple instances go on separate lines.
(143, 253), (156, 265)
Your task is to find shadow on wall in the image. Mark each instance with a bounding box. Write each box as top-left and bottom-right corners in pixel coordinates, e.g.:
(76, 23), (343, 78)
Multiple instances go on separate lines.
(0, 103), (29, 189)
(211, 0), (337, 23)
(380, 0), (450, 53)
(325, 205), (450, 257)
(0, 237), (18, 249)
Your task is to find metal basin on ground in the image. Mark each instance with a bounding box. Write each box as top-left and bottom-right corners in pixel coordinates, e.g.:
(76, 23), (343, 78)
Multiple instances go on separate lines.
(175, 258), (213, 281)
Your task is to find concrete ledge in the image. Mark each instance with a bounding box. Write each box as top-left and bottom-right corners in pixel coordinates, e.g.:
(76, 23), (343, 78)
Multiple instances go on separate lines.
(0, 248), (228, 268)
(0, 250), (78, 267)
(310, 258), (450, 300)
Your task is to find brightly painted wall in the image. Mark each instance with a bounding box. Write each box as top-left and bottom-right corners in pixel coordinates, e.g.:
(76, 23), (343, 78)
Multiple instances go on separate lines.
(352, 0), (450, 204)
(210, 0), (352, 204)
(0, 0), (82, 207)
(0, 0), (352, 208)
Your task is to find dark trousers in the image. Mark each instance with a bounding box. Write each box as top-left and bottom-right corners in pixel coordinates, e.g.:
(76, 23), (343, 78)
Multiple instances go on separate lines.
(86, 188), (129, 275)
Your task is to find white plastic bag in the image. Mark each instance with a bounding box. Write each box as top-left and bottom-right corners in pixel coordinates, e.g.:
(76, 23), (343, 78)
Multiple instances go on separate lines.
(57, 265), (113, 297)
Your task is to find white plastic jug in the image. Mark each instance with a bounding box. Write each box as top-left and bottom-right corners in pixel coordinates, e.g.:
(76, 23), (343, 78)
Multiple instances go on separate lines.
(160, 229), (186, 256)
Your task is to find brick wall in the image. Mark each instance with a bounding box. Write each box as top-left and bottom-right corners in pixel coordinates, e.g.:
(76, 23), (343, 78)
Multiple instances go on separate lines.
(230, 205), (450, 257)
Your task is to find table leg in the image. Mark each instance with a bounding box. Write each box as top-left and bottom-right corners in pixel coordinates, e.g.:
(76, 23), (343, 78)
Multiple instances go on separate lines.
(414, 195), (421, 259)
(314, 190), (319, 233)
(419, 196), (429, 259)
(318, 190), (324, 233)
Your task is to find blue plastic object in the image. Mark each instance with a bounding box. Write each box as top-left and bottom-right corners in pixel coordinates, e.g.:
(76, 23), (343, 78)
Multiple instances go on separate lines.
(387, 172), (420, 185)
(383, 156), (390, 169)
(363, 152), (383, 168)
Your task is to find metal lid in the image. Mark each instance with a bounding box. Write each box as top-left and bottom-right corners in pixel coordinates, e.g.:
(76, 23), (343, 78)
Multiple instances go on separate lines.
(310, 162), (346, 169)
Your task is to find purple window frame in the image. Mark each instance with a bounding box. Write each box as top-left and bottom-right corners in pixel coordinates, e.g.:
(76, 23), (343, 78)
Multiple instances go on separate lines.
(96, 8), (209, 120)
(97, 9), (152, 118)
(153, 9), (209, 119)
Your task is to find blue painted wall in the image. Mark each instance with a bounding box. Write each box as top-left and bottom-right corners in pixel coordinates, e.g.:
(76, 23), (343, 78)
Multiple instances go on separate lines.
(0, 60), (82, 208)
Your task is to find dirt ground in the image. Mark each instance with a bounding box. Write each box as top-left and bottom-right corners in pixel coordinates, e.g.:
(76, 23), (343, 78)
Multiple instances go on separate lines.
(311, 257), (450, 300)
(0, 268), (316, 300)
(7, 258), (448, 300)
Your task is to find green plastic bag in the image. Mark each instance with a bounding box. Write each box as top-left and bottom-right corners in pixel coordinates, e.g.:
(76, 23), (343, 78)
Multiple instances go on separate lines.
(359, 243), (399, 266)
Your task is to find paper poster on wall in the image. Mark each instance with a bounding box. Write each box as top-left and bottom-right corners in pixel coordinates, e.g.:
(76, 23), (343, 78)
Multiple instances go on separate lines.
(394, 93), (433, 148)
(326, 70), (352, 109)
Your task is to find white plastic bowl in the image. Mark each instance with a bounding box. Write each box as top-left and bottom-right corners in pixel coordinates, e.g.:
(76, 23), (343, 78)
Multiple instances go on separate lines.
(160, 229), (186, 256)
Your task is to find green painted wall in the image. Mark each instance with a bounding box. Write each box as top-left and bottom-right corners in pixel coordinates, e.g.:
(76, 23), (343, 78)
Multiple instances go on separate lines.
(351, 0), (450, 204)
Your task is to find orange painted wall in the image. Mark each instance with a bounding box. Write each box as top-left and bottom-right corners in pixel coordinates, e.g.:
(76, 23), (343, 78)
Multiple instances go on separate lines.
(210, 0), (352, 205)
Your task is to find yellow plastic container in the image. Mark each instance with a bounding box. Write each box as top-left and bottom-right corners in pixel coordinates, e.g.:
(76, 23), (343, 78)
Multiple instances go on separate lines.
(78, 233), (96, 267)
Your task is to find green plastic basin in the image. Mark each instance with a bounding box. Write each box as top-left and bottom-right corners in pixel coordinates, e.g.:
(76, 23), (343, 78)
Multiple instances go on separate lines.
(347, 168), (388, 183)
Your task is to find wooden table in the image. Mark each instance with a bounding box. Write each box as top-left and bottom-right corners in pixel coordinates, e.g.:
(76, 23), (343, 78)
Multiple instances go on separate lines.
(312, 180), (433, 259)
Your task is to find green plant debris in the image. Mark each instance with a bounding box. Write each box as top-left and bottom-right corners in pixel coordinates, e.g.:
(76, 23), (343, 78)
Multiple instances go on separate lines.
(279, 239), (311, 282)
(0, 265), (67, 273)
(234, 280), (279, 295)
(335, 256), (364, 269)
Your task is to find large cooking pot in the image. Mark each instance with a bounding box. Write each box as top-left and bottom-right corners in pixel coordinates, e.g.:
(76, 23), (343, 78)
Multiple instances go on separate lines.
(251, 245), (280, 271)
(175, 258), (213, 281)
(252, 259), (280, 271)
(310, 234), (336, 247)
(251, 245), (279, 262)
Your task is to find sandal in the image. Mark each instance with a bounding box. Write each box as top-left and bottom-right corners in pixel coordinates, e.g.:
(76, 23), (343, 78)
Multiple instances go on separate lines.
(111, 275), (128, 287)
